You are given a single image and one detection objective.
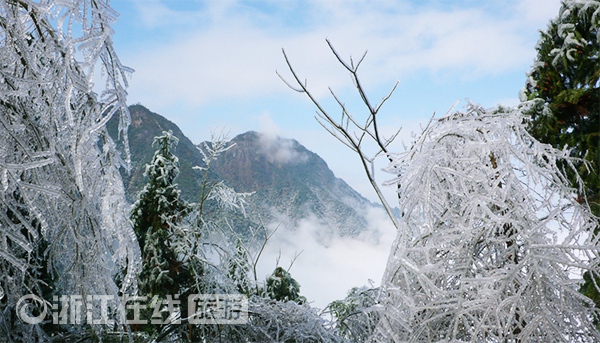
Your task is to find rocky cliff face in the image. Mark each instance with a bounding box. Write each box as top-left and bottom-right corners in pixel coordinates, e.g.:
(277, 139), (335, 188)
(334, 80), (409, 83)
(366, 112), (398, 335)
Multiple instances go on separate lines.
(108, 104), (216, 203)
(207, 131), (373, 236)
(112, 105), (377, 238)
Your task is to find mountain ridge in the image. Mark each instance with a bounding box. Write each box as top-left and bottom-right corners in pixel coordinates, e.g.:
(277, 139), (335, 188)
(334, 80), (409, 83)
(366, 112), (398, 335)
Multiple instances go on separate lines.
(111, 104), (378, 237)
(207, 130), (373, 236)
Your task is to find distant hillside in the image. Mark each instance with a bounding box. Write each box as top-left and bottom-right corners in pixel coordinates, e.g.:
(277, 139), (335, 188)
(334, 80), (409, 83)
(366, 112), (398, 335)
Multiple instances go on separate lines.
(108, 104), (214, 202)
(207, 131), (372, 236)
(111, 104), (377, 237)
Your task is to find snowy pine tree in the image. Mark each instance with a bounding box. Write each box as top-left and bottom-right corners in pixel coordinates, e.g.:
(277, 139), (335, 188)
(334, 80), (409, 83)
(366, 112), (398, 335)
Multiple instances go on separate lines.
(266, 266), (306, 304)
(131, 131), (190, 298)
(371, 103), (600, 342)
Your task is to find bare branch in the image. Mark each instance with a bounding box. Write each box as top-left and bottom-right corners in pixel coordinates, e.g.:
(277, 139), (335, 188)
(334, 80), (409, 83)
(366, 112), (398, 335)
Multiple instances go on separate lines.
(375, 81), (399, 114)
(287, 250), (304, 272)
(355, 50), (368, 70)
(326, 39), (355, 72)
(280, 41), (401, 230)
(276, 70), (304, 93)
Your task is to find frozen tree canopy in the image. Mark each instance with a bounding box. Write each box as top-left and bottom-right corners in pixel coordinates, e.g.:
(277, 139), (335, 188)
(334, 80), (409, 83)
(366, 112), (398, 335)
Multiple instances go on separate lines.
(371, 103), (600, 342)
(132, 131), (190, 299)
(0, 0), (137, 340)
(527, 0), (599, 85)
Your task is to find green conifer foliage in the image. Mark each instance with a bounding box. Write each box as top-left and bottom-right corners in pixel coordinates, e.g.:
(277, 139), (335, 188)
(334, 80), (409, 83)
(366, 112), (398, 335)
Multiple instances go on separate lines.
(524, 0), (600, 324)
(524, 0), (599, 215)
(131, 131), (190, 297)
(266, 266), (306, 304)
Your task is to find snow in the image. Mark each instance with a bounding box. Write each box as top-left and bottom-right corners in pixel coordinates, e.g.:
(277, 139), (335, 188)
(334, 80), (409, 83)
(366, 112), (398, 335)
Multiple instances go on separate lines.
(0, 0), (137, 340)
(372, 103), (600, 342)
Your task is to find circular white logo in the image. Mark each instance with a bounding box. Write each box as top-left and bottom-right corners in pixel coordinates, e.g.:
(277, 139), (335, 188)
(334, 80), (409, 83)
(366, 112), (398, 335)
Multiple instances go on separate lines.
(16, 294), (47, 324)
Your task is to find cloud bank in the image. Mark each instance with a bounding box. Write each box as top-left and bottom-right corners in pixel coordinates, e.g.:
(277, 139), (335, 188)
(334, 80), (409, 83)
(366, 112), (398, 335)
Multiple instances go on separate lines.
(255, 114), (310, 164)
(255, 205), (397, 309)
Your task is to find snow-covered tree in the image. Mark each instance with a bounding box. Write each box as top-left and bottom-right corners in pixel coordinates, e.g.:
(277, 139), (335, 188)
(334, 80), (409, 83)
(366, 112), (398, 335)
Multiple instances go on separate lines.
(168, 131), (252, 298)
(228, 238), (252, 295)
(523, 0), (600, 313)
(328, 286), (379, 342)
(266, 266), (306, 304)
(0, 0), (137, 340)
(371, 103), (600, 342)
(145, 133), (257, 341)
(132, 131), (190, 299)
(523, 0), (599, 213)
(194, 130), (251, 219)
(523, 0), (599, 217)
(243, 295), (346, 343)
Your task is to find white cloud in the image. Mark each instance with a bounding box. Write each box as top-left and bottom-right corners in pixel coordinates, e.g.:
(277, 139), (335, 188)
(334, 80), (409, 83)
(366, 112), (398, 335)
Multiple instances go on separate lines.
(257, 130), (309, 165)
(122, 0), (562, 112)
(130, 0), (234, 29)
(257, 112), (281, 137)
(255, 205), (397, 309)
(518, 0), (562, 25)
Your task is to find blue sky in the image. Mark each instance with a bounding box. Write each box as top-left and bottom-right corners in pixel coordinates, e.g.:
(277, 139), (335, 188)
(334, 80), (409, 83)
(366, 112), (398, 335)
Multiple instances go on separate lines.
(108, 0), (564, 307)
(110, 0), (562, 204)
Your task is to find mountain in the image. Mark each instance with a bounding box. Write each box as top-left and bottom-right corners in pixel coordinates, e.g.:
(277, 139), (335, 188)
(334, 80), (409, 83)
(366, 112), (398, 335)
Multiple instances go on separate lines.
(108, 104), (214, 203)
(207, 131), (372, 236)
(111, 104), (376, 237)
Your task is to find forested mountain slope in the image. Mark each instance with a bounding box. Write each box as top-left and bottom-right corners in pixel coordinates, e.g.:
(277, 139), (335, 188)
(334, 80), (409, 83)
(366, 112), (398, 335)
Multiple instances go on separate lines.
(111, 104), (378, 237)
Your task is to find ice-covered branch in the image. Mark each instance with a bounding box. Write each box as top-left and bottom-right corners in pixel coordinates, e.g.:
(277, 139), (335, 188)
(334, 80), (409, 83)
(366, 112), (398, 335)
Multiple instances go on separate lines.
(0, 0), (137, 340)
(372, 103), (600, 342)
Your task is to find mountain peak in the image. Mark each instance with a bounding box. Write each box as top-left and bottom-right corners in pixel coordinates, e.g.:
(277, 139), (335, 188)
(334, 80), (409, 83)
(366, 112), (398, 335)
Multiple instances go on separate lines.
(210, 130), (371, 236)
(210, 131), (334, 193)
(114, 106), (376, 237)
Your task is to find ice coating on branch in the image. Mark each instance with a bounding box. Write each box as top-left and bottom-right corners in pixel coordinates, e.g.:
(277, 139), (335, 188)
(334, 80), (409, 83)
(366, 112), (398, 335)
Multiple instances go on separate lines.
(0, 0), (137, 340)
(372, 103), (600, 342)
(195, 130), (253, 215)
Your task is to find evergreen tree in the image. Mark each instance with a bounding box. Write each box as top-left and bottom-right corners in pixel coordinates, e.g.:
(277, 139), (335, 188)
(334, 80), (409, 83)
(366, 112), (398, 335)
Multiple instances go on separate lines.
(266, 266), (306, 304)
(523, 0), (600, 318)
(523, 0), (599, 215)
(131, 131), (190, 297)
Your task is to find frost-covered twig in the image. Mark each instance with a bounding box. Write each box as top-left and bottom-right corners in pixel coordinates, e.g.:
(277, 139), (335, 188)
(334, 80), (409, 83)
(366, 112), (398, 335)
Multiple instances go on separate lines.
(372, 103), (600, 342)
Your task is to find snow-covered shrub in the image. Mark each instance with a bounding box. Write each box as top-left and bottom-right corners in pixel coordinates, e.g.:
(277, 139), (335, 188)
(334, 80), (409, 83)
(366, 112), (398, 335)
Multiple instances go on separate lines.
(371, 103), (600, 342)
